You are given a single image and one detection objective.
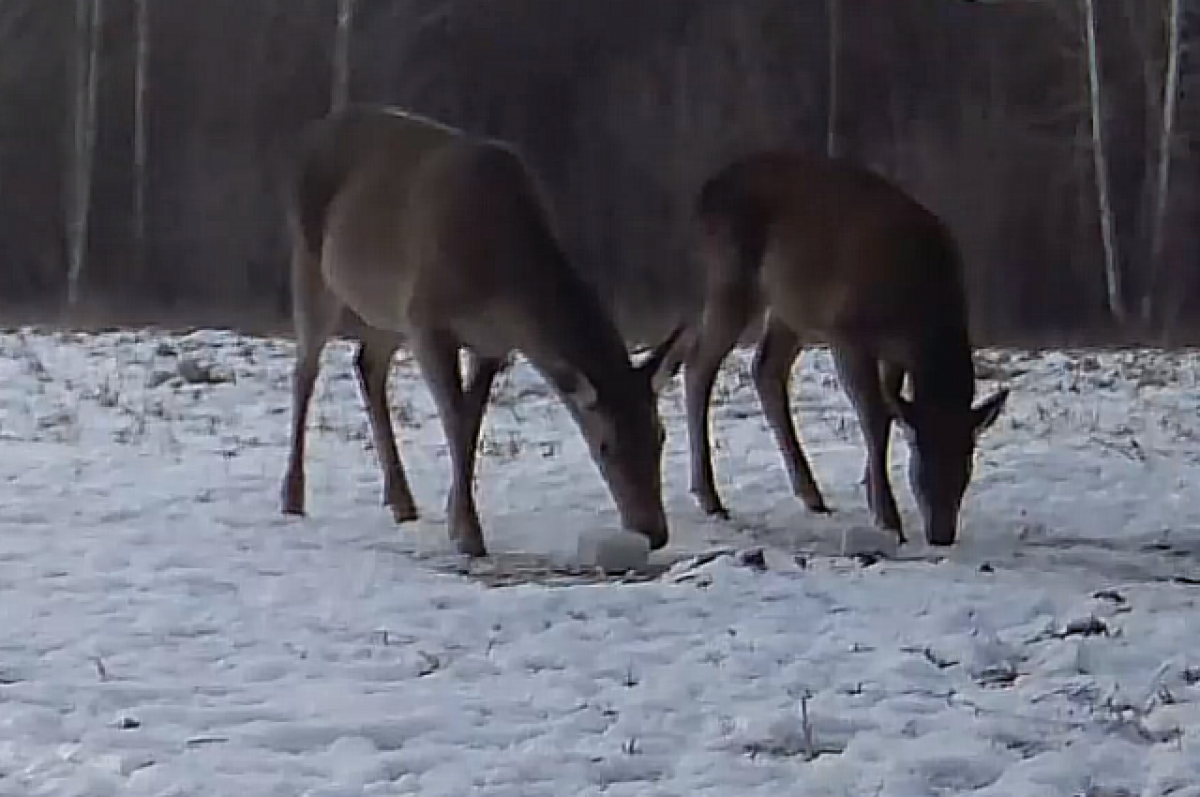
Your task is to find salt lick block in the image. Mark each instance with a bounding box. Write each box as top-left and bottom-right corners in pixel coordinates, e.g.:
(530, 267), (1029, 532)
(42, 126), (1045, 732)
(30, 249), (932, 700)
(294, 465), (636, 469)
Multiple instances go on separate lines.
(576, 529), (652, 572)
(840, 525), (901, 559)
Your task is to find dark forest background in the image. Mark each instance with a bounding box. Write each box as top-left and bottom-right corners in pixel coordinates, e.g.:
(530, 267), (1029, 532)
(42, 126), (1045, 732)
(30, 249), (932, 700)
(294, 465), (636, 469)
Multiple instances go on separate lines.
(0, 0), (1197, 346)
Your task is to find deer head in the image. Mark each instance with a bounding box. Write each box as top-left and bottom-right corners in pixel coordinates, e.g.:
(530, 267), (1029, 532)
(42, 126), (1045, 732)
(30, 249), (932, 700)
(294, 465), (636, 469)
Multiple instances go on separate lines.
(886, 385), (1009, 546)
(546, 326), (685, 550)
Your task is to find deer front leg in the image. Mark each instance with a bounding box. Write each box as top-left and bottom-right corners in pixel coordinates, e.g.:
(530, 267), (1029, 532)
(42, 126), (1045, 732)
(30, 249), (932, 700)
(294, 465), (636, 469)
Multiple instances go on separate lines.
(460, 353), (503, 474)
(411, 331), (489, 557)
(684, 288), (751, 519)
(868, 360), (905, 488)
(354, 334), (419, 523)
(752, 318), (829, 513)
(860, 364), (902, 487)
(833, 347), (905, 542)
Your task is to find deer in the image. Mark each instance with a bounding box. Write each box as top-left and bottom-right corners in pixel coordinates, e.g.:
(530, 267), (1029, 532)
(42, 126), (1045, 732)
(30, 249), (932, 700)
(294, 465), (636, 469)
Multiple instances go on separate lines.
(279, 104), (682, 558)
(680, 150), (1009, 547)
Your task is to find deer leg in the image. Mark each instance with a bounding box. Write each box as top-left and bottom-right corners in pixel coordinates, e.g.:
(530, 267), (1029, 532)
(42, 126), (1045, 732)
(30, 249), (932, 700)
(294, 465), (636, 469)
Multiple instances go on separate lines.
(410, 331), (489, 558)
(875, 361), (904, 487)
(833, 346), (905, 542)
(860, 362), (904, 487)
(353, 331), (419, 523)
(460, 352), (504, 472)
(752, 318), (829, 513)
(282, 338), (324, 516)
(281, 256), (344, 517)
(684, 287), (754, 519)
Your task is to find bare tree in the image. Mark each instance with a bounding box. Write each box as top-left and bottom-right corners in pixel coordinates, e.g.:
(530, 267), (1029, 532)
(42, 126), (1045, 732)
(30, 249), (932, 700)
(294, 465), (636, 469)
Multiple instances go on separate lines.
(1145, 0), (1182, 323)
(0, 0), (1188, 340)
(67, 0), (102, 309)
(961, 0), (1127, 324)
(1078, 0), (1125, 321)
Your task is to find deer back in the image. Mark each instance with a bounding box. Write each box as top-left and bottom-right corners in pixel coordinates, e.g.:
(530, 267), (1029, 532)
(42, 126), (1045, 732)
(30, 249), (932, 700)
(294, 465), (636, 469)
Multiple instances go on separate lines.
(696, 151), (972, 371)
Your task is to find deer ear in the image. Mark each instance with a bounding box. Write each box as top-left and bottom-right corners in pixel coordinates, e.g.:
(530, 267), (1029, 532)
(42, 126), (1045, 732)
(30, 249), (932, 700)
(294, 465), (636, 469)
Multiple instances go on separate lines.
(636, 325), (689, 393)
(546, 367), (599, 412)
(972, 387), (1009, 433)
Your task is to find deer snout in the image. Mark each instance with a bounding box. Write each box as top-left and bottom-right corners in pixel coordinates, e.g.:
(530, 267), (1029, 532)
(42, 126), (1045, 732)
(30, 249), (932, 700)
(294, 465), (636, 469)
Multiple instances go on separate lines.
(620, 503), (669, 551)
(598, 449), (669, 551)
(924, 512), (959, 547)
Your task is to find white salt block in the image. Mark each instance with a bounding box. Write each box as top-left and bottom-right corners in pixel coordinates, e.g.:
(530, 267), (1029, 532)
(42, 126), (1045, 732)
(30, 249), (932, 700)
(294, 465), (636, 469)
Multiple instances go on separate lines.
(576, 529), (652, 572)
(840, 525), (900, 559)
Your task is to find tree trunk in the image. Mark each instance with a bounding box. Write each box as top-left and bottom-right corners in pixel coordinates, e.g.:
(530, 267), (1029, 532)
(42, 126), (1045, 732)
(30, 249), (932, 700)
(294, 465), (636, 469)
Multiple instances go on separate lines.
(826, 0), (840, 158)
(1146, 0), (1181, 327)
(67, 0), (102, 309)
(132, 0), (149, 295)
(331, 0), (355, 111)
(1081, 0), (1125, 323)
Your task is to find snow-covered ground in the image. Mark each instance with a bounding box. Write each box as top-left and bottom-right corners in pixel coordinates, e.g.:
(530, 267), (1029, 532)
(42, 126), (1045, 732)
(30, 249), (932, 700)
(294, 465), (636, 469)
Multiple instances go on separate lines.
(0, 327), (1199, 796)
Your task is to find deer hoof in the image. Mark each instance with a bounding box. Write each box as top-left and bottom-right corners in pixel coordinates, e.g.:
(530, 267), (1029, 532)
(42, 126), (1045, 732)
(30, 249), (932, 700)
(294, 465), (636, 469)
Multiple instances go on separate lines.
(280, 493), (306, 517)
(280, 477), (306, 517)
(868, 496), (903, 536)
(388, 502), (419, 524)
(705, 505), (731, 521)
(448, 510), (487, 557)
(878, 516), (903, 534)
(693, 491), (730, 519)
(455, 535), (488, 558)
(799, 490), (831, 514)
(644, 527), (669, 552)
(872, 515), (906, 547)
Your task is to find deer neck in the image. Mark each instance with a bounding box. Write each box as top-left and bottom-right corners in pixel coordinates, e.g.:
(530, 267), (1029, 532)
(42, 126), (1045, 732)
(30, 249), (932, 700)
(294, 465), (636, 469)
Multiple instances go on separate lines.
(907, 323), (976, 409)
(513, 274), (638, 409)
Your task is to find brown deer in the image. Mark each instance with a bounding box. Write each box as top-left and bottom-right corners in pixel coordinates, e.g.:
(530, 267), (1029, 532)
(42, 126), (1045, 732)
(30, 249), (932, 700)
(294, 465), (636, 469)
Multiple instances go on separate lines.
(681, 150), (1009, 546)
(279, 104), (682, 558)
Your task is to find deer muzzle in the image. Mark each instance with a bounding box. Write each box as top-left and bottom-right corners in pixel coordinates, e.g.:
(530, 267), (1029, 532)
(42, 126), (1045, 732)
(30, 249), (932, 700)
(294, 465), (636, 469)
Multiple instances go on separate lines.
(621, 504), (669, 551)
(924, 511), (959, 547)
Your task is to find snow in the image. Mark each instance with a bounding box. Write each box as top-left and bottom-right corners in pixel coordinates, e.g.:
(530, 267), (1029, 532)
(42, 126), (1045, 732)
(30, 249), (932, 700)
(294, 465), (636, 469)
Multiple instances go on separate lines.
(0, 328), (1198, 795)
(575, 529), (651, 572)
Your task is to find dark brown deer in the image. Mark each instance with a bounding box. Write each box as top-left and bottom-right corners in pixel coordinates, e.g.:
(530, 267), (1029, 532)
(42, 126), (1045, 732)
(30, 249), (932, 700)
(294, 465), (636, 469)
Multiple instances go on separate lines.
(681, 150), (1009, 546)
(280, 104), (681, 558)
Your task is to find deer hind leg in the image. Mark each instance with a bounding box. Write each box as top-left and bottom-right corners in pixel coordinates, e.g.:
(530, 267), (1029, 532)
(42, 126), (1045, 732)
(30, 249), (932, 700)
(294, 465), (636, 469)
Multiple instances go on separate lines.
(409, 330), (492, 558)
(457, 352), (504, 521)
(752, 317), (829, 513)
(833, 346), (905, 543)
(684, 284), (757, 519)
(353, 329), (419, 523)
(281, 247), (344, 517)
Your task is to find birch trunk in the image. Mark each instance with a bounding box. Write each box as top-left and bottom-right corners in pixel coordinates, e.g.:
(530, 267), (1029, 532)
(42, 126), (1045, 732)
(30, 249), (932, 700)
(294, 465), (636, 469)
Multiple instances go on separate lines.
(1081, 0), (1125, 322)
(1146, 0), (1181, 324)
(67, 0), (102, 308)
